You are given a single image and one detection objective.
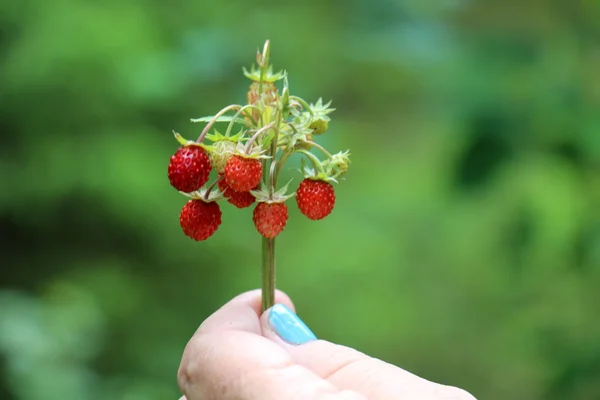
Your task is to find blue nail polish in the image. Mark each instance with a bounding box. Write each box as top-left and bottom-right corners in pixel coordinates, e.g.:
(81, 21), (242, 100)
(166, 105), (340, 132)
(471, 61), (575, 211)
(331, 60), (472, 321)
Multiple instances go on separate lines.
(269, 304), (317, 345)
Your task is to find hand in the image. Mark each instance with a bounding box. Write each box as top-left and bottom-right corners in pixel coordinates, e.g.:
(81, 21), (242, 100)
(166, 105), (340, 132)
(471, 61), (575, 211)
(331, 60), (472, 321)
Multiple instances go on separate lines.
(177, 290), (477, 400)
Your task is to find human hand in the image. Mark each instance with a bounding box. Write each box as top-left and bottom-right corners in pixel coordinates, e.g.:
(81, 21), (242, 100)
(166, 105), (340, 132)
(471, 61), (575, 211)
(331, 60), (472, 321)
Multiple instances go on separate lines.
(177, 290), (477, 400)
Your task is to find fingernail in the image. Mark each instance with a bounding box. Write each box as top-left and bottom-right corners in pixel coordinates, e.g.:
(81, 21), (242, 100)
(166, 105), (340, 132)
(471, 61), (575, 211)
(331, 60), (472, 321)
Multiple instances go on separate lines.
(268, 304), (317, 345)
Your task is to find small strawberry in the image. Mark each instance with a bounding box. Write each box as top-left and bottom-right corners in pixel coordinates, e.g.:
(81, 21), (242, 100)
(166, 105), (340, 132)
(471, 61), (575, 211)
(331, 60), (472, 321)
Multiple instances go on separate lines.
(179, 199), (222, 241)
(209, 140), (236, 174)
(168, 146), (211, 192)
(247, 82), (279, 107)
(309, 118), (328, 135)
(218, 175), (256, 209)
(295, 178), (336, 220)
(224, 155), (262, 192)
(253, 202), (288, 238)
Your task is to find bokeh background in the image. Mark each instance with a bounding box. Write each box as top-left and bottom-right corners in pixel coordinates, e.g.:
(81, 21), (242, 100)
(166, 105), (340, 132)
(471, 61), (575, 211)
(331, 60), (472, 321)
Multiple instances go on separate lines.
(1, 0), (599, 399)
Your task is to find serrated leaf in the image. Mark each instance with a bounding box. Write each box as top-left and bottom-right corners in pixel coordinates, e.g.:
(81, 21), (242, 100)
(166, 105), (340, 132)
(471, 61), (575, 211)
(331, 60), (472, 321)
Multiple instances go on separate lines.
(190, 115), (247, 124)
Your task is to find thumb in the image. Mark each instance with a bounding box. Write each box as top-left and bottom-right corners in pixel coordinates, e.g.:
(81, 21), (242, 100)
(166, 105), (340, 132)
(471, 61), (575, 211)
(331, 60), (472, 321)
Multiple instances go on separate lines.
(261, 304), (477, 400)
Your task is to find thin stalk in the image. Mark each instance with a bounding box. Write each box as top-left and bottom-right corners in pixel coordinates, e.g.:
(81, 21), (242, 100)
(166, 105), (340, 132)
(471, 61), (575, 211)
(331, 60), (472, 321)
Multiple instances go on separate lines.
(289, 96), (314, 116)
(259, 40), (277, 312)
(203, 175), (223, 201)
(269, 160), (277, 200)
(197, 104), (241, 142)
(261, 237), (276, 311)
(261, 108), (282, 311)
(306, 140), (333, 158)
(269, 111), (283, 194)
(224, 104), (262, 137)
(245, 122), (276, 153)
(274, 150), (292, 186)
(298, 149), (327, 176)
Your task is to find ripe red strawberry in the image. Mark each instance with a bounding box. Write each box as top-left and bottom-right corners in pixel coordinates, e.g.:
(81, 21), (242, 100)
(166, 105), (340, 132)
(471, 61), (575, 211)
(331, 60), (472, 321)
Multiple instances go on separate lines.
(224, 155), (262, 192)
(295, 179), (336, 220)
(168, 146), (211, 192)
(252, 202), (288, 238)
(179, 199), (222, 241)
(218, 176), (256, 209)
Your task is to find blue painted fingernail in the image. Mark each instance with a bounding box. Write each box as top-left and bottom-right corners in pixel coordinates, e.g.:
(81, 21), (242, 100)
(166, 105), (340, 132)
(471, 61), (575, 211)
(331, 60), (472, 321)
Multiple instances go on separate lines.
(268, 304), (317, 345)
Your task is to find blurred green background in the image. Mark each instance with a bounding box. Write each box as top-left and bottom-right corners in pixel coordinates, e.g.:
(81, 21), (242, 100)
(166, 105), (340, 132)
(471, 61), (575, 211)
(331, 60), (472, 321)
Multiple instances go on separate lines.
(1, 0), (599, 399)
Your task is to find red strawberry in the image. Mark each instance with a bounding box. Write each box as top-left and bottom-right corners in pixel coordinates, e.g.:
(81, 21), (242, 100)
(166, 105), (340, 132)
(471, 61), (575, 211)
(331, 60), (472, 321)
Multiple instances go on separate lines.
(224, 155), (262, 192)
(168, 146), (212, 192)
(252, 202), (288, 238)
(295, 179), (336, 220)
(179, 200), (222, 241)
(218, 176), (256, 209)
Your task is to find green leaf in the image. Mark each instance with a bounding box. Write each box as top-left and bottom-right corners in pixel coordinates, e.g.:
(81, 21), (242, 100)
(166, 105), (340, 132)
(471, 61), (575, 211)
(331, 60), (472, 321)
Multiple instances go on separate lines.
(262, 131), (275, 148)
(190, 115), (247, 124)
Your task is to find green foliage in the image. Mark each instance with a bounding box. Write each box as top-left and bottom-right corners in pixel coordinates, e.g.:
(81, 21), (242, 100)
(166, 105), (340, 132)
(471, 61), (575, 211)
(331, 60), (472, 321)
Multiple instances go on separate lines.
(0, 0), (598, 399)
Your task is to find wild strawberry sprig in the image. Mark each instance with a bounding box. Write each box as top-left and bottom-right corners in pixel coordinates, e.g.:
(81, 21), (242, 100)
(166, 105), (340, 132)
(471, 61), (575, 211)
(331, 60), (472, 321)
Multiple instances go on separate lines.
(166, 41), (350, 310)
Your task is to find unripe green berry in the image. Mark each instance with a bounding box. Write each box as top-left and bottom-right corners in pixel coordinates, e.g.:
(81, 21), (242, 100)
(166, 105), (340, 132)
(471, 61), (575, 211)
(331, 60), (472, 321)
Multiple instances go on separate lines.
(209, 140), (236, 174)
(310, 118), (328, 134)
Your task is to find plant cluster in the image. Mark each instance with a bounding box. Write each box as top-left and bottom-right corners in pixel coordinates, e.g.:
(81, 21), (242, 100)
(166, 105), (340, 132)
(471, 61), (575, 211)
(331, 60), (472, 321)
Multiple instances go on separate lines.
(167, 42), (350, 242)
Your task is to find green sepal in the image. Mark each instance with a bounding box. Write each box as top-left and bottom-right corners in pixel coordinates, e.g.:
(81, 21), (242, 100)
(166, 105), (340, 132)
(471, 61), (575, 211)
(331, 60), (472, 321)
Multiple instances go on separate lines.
(297, 149), (340, 184)
(243, 65), (286, 83)
(310, 98), (336, 116)
(232, 141), (271, 159)
(322, 150), (351, 180)
(300, 168), (338, 184)
(179, 186), (224, 202)
(205, 128), (245, 142)
(250, 179), (295, 203)
(299, 157), (312, 177)
(172, 131), (213, 151)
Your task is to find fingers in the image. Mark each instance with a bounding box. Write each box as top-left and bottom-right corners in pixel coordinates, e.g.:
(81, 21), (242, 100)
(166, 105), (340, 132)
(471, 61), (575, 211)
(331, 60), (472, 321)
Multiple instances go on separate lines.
(180, 331), (366, 400)
(178, 290), (366, 400)
(195, 289), (295, 335)
(279, 340), (475, 399)
(261, 304), (477, 400)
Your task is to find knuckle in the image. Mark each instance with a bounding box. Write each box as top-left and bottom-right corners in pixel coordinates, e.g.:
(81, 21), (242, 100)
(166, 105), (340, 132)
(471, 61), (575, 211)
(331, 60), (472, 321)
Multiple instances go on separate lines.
(177, 361), (193, 394)
(176, 338), (203, 394)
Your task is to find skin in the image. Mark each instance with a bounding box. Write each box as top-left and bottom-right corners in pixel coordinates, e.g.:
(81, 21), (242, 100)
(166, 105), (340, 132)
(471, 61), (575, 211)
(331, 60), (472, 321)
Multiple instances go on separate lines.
(177, 290), (477, 400)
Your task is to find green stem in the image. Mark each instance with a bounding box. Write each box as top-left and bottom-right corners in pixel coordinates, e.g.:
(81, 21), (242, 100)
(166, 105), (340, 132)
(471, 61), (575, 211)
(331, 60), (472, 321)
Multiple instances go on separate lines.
(245, 122), (276, 153)
(197, 104), (241, 142)
(261, 237), (276, 312)
(261, 110), (282, 310)
(269, 160), (277, 200)
(298, 149), (327, 176)
(203, 175), (223, 201)
(306, 140), (333, 158)
(224, 104), (261, 137)
(289, 96), (314, 116)
(259, 39), (276, 312)
(274, 150), (292, 186)
(269, 110), (283, 195)
(258, 40), (270, 104)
